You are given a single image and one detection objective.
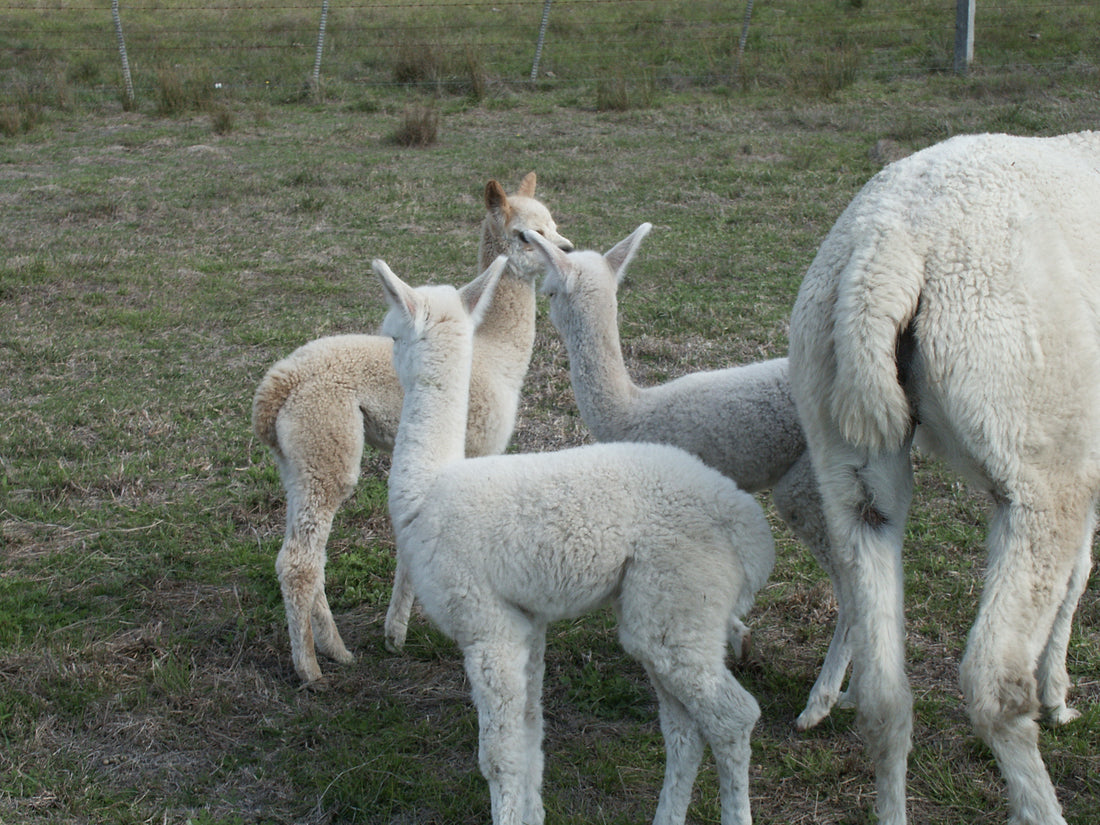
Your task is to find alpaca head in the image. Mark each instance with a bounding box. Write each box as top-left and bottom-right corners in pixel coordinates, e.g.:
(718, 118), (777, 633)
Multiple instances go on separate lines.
(524, 222), (652, 333)
(373, 256), (507, 390)
(484, 173), (574, 281)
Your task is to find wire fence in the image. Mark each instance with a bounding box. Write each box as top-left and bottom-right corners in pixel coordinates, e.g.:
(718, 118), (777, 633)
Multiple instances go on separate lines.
(2, 1), (1099, 104)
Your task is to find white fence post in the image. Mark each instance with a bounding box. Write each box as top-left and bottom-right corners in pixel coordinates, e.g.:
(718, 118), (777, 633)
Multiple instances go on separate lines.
(111, 0), (135, 107)
(530, 0), (553, 82)
(312, 0), (331, 96)
(954, 0), (975, 74)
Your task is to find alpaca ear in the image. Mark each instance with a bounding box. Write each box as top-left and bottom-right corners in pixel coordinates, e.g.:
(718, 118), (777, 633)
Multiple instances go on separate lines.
(459, 255), (507, 328)
(522, 228), (571, 273)
(517, 171), (537, 198)
(373, 259), (421, 326)
(484, 179), (509, 217)
(605, 223), (652, 284)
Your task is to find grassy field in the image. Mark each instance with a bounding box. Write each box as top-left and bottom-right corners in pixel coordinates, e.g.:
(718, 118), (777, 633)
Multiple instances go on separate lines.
(2, 3), (1100, 824)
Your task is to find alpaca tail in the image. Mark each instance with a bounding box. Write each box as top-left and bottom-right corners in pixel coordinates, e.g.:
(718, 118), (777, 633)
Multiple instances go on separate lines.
(251, 360), (296, 455)
(827, 242), (923, 453)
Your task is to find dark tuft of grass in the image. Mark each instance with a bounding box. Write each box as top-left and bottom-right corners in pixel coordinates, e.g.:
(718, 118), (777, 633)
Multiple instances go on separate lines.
(389, 103), (440, 147)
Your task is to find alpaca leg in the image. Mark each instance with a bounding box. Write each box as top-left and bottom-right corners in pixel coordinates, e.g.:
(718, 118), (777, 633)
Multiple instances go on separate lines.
(727, 615), (752, 662)
(522, 625), (547, 825)
(651, 664), (760, 825)
(276, 502), (339, 684)
(311, 585), (354, 665)
(464, 639), (534, 825)
(814, 445), (914, 825)
(643, 668), (706, 825)
(384, 556), (414, 653)
(1037, 507), (1095, 726)
(773, 455), (854, 730)
(959, 496), (1089, 825)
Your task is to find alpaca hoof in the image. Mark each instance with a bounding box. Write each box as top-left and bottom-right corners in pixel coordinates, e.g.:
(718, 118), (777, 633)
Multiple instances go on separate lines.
(384, 624), (408, 654)
(795, 701), (830, 732)
(835, 689), (855, 710)
(795, 688), (853, 731)
(327, 646), (355, 665)
(1042, 704), (1081, 727)
(727, 616), (752, 662)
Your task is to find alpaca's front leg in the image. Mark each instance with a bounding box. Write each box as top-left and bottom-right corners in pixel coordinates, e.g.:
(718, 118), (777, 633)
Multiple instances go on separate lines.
(384, 556), (415, 653)
(522, 626), (548, 825)
(465, 640), (534, 825)
(773, 453), (854, 729)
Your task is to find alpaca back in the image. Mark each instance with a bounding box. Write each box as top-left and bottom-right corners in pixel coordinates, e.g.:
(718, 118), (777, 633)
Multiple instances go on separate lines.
(793, 131), (1100, 457)
(252, 334), (400, 454)
(395, 441), (775, 636)
(619, 359), (805, 492)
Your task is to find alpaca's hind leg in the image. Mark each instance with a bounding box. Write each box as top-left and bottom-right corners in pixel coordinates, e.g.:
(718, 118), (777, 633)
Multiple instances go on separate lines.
(652, 663), (760, 825)
(311, 585), (354, 666)
(276, 508), (335, 684)
(959, 495), (1090, 825)
(815, 445), (914, 825)
(643, 668), (706, 825)
(1037, 506), (1095, 726)
(384, 556), (414, 653)
(773, 454), (854, 730)
(464, 638), (534, 825)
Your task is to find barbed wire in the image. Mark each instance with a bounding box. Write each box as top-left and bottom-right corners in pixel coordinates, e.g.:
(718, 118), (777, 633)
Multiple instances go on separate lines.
(3, 0), (1096, 95)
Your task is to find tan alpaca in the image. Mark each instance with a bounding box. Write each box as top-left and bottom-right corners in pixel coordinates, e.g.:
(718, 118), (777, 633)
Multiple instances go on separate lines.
(252, 174), (573, 683)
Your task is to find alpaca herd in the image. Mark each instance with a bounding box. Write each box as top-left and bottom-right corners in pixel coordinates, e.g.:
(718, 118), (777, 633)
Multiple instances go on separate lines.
(255, 132), (1098, 825)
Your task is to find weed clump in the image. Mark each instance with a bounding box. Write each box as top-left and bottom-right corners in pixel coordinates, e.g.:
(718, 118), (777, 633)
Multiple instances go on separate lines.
(389, 104), (439, 147)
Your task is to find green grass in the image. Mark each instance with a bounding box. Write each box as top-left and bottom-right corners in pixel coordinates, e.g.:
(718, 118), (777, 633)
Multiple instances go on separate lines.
(1, 2), (1099, 823)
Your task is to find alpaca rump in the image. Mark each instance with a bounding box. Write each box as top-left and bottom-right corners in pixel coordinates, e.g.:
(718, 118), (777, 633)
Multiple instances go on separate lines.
(377, 256), (775, 825)
(789, 131), (1100, 825)
(524, 224), (850, 730)
(251, 173), (572, 684)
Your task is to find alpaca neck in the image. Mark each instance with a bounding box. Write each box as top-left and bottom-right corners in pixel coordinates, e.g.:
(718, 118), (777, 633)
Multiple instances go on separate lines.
(475, 218), (537, 361)
(389, 333), (472, 520)
(478, 215), (508, 270)
(560, 297), (640, 439)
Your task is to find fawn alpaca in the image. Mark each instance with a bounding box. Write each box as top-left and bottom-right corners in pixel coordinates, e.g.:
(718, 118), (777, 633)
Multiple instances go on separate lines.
(377, 250), (775, 825)
(252, 174), (572, 683)
(525, 223), (850, 729)
(789, 131), (1100, 825)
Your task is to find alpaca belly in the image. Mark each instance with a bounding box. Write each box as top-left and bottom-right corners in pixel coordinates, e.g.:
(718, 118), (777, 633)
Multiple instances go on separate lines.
(489, 535), (629, 622)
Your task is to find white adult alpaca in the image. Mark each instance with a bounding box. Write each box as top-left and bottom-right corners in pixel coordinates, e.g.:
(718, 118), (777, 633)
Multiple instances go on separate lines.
(788, 131), (1100, 825)
(252, 174), (573, 683)
(524, 223), (851, 730)
(376, 250), (776, 825)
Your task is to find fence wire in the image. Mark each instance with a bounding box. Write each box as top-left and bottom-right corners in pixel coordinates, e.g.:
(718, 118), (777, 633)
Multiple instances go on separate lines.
(2, 1), (1098, 101)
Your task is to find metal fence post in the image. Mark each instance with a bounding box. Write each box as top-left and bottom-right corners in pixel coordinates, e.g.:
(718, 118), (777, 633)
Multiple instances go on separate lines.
(111, 0), (135, 107)
(530, 0), (553, 82)
(312, 0), (330, 97)
(954, 0), (975, 75)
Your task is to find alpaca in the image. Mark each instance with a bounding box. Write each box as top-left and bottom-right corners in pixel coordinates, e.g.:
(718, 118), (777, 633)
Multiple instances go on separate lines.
(788, 131), (1100, 825)
(376, 252), (776, 825)
(524, 224), (852, 730)
(252, 173), (573, 683)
